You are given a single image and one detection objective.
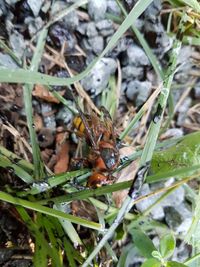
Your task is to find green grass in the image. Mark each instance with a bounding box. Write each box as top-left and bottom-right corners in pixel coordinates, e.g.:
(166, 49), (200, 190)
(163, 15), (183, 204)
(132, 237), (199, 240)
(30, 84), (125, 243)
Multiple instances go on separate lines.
(0, 0), (200, 266)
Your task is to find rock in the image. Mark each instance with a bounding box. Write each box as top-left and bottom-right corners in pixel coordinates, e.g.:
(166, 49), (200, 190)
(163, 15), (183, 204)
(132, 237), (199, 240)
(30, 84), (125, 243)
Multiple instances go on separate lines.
(51, 1), (79, 29)
(88, 36), (104, 55)
(177, 97), (192, 126)
(9, 32), (26, 58)
(25, 16), (43, 36)
(0, 53), (19, 69)
(48, 23), (76, 52)
(56, 104), (73, 125)
(122, 66), (144, 80)
(124, 44), (150, 67)
(164, 203), (192, 235)
(164, 206), (182, 229)
(161, 186), (185, 208)
(95, 19), (114, 37)
(126, 80), (152, 106)
(135, 184), (165, 220)
(27, 0), (44, 17)
(107, 0), (121, 16)
(88, 0), (107, 21)
(144, 0), (162, 22)
(0, 1), (7, 16)
(86, 22), (98, 37)
(81, 58), (117, 95)
(41, 103), (56, 130)
(161, 128), (184, 139)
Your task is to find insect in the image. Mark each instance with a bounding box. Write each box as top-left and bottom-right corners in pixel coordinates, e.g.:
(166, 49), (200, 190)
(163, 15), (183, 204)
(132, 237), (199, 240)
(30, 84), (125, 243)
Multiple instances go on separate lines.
(71, 91), (120, 188)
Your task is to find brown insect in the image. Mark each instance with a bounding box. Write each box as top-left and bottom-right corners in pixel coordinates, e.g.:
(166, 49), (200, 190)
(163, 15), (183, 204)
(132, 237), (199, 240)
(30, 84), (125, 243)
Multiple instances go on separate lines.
(71, 92), (120, 188)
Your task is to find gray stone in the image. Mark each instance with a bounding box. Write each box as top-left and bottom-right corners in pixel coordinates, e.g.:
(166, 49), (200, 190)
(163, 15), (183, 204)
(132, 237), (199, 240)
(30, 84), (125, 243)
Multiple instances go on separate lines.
(177, 97), (192, 126)
(76, 23), (87, 35)
(9, 32), (26, 58)
(163, 128), (184, 139)
(135, 184), (165, 220)
(86, 22), (98, 37)
(81, 58), (117, 95)
(41, 103), (56, 130)
(95, 19), (114, 36)
(25, 16), (43, 36)
(107, 0), (121, 16)
(161, 186), (185, 207)
(0, 1), (7, 16)
(122, 66), (144, 80)
(144, 0), (162, 22)
(56, 104), (73, 125)
(164, 203), (192, 234)
(88, 36), (104, 55)
(125, 44), (150, 67)
(126, 80), (152, 106)
(50, 1), (79, 29)
(0, 53), (19, 69)
(88, 0), (107, 21)
(27, 0), (44, 17)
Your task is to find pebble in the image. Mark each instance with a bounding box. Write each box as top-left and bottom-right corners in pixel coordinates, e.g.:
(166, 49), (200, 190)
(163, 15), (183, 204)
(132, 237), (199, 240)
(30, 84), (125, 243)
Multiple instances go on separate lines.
(27, 0), (44, 17)
(81, 57), (117, 95)
(95, 19), (114, 37)
(9, 31), (26, 58)
(88, 36), (104, 55)
(126, 80), (152, 106)
(177, 97), (192, 126)
(86, 22), (98, 37)
(25, 16), (43, 36)
(41, 103), (56, 130)
(0, 53), (19, 69)
(48, 23), (76, 52)
(88, 0), (107, 21)
(161, 186), (185, 207)
(50, 1), (79, 29)
(124, 44), (150, 67)
(144, 0), (162, 22)
(122, 66), (144, 80)
(135, 184), (165, 220)
(164, 203), (192, 235)
(107, 0), (121, 16)
(56, 105), (73, 125)
(0, 1), (7, 16)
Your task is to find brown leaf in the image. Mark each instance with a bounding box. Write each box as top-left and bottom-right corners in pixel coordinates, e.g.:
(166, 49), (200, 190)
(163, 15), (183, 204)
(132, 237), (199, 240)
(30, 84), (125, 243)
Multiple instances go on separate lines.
(33, 84), (64, 103)
(113, 146), (139, 208)
(54, 133), (69, 174)
(34, 113), (43, 131)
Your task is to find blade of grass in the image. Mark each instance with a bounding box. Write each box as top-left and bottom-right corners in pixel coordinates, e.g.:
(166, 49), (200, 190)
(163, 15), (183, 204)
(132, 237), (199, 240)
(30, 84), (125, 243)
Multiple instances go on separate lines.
(0, 191), (101, 230)
(37, 164), (200, 205)
(54, 203), (83, 245)
(23, 28), (48, 179)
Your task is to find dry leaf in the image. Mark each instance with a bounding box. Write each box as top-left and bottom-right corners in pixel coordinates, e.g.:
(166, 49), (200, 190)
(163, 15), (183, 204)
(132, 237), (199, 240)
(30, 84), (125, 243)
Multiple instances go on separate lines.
(113, 146), (139, 208)
(54, 133), (69, 174)
(34, 113), (43, 131)
(33, 84), (64, 103)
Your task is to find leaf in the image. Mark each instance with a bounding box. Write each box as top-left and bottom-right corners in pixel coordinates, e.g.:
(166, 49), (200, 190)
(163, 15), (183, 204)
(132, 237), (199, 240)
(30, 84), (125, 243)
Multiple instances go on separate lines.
(160, 233), (176, 259)
(130, 228), (157, 258)
(54, 133), (69, 174)
(166, 261), (188, 267)
(141, 258), (161, 267)
(33, 84), (65, 103)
